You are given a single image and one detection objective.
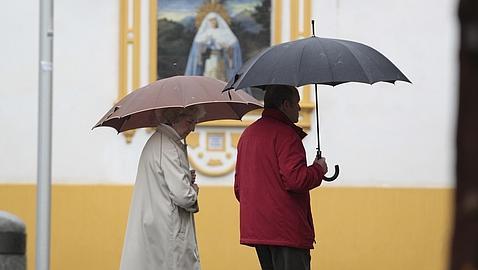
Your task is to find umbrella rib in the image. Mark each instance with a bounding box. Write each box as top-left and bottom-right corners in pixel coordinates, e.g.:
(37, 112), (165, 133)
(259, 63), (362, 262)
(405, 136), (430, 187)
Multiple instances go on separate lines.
(351, 45), (399, 84)
(256, 41), (298, 85)
(112, 90), (138, 118)
(318, 38), (335, 83)
(265, 47), (287, 84)
(118, 115), (131, 132)
(196, 78), (218, 106)
(181, 79), (189, 107)
(296, 40), (306, 86)
(339, 41), (375, 84)
(234, 48), (271, 89)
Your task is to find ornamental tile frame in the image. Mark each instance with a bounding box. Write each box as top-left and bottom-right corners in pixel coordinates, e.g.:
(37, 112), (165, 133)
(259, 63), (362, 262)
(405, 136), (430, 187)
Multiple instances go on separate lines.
(118, 0), (316, 176)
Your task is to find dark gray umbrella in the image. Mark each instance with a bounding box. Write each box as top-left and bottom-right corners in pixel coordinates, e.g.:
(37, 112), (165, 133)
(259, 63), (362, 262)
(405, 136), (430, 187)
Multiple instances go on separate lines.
(225, 32), (410, 89)
(225, 22), (411, 181)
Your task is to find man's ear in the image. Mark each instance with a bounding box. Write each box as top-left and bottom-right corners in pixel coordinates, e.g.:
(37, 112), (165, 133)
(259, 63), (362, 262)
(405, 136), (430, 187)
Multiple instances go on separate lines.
(281, 99), (290, 109)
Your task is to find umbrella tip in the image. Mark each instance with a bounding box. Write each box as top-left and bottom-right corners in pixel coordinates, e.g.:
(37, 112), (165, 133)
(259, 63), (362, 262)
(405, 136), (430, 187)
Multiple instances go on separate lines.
(311, 20), (315, 37)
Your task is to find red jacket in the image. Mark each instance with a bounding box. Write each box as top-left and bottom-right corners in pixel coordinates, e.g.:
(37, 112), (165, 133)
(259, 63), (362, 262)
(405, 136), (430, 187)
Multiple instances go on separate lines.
(234, 109), (325, 249)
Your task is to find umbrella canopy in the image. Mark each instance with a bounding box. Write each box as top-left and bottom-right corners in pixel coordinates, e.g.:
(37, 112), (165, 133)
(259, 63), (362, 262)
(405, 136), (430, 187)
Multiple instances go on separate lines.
(225, 36), (410, 90)
(93, 75), (262, 133)
(224, 33), (411, 181)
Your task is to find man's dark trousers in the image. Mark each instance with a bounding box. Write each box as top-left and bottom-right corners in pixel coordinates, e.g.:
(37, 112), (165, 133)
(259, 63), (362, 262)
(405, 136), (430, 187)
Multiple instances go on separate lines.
(255, 245), (311, 270)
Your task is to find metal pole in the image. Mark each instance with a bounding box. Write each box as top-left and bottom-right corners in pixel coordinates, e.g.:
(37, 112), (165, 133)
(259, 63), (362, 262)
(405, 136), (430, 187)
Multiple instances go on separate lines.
(37, 0), (54, 270)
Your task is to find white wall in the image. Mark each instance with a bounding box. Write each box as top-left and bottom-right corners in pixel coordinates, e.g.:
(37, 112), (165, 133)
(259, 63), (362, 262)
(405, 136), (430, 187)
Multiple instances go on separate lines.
(1, 1), (39, 182)
(0, 0), (458, 187)
(304, 0), (458, 187)
(0, 0), (132, 184)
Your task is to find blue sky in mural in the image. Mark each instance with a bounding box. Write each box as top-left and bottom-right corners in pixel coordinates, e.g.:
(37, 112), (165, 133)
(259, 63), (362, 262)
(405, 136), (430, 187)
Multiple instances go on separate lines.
(157, 0), (263, 21)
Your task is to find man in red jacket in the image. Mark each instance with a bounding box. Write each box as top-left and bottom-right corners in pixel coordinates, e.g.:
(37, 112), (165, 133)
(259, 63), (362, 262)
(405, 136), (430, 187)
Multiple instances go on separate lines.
(234, 85), (329, 270)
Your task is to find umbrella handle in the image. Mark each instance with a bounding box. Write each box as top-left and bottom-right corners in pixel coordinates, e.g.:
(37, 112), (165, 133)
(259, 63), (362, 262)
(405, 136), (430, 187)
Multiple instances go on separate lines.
(323, 165), (340, 182)
(316, 150), (340, 181)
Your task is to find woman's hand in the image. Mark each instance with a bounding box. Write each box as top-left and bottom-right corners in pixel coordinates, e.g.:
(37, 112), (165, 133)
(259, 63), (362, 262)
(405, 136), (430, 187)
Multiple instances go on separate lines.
(190, 169), (196, 184)
(192, 183), (199, 195)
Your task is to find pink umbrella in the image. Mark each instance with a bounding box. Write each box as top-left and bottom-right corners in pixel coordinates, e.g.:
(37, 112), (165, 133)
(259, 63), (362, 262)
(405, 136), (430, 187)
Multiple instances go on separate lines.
(93, 76), (262, 133)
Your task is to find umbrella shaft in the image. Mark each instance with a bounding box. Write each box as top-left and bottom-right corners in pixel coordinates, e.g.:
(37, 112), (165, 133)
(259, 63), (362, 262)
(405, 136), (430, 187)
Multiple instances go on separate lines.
(314, 84), (321, 153)
(316, 149), (322, 159)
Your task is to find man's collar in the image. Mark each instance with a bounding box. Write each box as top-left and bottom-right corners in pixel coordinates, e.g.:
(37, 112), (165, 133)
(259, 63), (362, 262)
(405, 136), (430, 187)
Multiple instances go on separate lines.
(262, 108), (308, 139)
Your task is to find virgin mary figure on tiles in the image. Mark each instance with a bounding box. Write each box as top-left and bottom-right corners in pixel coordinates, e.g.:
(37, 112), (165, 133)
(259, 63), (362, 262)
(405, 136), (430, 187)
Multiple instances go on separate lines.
(156, 0), (270, 83)
(185, 11), (242, 82)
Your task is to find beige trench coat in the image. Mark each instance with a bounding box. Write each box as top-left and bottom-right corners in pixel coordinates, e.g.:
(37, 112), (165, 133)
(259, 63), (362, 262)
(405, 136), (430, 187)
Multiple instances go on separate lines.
(120, 124), (200, 270)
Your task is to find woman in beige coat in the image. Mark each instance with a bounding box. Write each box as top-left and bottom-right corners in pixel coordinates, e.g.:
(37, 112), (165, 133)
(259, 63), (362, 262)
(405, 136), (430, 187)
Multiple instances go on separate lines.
(120, 106), (204, 270)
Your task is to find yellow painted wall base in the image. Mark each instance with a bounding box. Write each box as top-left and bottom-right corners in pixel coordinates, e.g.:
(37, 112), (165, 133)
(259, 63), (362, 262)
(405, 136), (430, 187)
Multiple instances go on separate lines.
(0, 185), (452, 270)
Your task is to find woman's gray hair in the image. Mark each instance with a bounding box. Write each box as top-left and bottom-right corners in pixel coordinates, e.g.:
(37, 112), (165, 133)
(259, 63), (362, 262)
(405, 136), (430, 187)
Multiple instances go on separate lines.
(155, 105), (206, 125)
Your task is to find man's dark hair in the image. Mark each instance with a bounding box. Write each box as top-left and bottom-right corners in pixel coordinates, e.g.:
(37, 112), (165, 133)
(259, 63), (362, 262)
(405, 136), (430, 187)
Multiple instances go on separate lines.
(263, 85), (298, 109)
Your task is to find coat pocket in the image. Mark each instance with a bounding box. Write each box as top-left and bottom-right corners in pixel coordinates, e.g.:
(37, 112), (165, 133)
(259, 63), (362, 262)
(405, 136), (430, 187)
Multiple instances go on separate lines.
(179, 208), (189, 240)
(171, 206), (187, 241)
